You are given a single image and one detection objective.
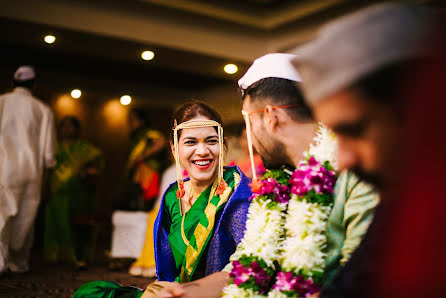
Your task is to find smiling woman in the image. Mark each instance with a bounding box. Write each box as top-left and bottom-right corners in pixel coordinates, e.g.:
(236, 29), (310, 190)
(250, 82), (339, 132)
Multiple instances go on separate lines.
(158, 100), (252, 284)
(73, 100), (253, 298)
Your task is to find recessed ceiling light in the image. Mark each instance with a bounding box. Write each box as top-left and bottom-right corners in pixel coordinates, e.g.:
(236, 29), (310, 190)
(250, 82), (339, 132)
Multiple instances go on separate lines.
(224, 64), (238, 74)
(71, 89), (82, 99)
(120, 95), (132, 105)
(44, 35), (56, 44)
(141, 50), (155, 61)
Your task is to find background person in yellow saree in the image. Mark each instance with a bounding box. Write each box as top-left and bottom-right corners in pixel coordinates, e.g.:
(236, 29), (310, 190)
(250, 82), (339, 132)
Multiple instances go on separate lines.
(118, 108), (167, 211)
(44, 116), (104, 268)
(128, 163), (177, 278)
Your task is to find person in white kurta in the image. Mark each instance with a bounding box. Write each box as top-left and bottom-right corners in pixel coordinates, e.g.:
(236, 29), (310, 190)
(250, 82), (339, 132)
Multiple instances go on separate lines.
(0, 66), (57, 273)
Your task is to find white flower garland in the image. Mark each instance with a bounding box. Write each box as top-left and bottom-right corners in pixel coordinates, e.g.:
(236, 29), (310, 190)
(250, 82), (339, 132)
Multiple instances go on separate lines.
(224, 284), (265, 298)
(306, 124), (338, 170)
(223, 123), (337, 298)
(231, 199), (286, 267)
(280, 199), (332, 273)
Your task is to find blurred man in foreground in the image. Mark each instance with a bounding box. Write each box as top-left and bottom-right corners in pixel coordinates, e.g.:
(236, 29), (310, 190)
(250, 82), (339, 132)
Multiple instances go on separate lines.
(293, 2), (443, 297)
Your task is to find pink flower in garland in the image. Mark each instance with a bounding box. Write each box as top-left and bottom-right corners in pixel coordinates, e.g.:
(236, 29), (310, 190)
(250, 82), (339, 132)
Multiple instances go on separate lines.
(231, 261), (251, 286)
(250, 261), (271, 290)
(230, 260), (271, 294)
(249, 178), (290, 203)
(290, 156), (336, 196)
(273, 271), (298, 291)
(273, 271), (320, 297)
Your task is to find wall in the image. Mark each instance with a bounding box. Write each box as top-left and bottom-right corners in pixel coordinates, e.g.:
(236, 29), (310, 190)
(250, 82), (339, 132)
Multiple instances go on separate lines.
(196, 82), (244, 125)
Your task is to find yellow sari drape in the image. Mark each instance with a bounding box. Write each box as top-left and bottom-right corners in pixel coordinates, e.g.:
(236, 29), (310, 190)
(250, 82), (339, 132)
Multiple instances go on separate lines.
(130, 203), (159, 268)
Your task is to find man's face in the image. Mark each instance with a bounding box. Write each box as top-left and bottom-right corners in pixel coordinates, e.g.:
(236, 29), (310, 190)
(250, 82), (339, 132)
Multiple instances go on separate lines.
(313, 89), (400, 189)
(242, 95), (289, 168)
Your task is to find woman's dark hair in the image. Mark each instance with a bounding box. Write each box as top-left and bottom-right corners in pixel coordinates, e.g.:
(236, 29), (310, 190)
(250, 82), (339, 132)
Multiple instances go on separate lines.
(241, 77), (313, 123)
(170, 99), (224, 142)
(59, 116), (81, 139)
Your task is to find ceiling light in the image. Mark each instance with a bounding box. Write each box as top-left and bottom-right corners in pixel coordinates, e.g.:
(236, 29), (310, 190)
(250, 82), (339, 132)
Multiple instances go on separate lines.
(141, 50), (155, 61)
(71, 89), (82, 99)
(224, 64), (238, 74)
(120, 95), (132, 105)
(44, 35), (56, 44)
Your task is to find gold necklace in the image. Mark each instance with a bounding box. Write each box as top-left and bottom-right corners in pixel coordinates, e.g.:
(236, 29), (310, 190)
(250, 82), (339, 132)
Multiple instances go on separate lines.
(189, 183), (201, 198)
(182, 183), (201, 214)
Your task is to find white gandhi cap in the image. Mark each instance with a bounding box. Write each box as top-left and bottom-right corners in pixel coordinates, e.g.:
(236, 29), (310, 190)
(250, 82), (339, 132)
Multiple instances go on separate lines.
(238, 53), (302, 91)
(292, 3), (431, 104)
(14, 66), (35, 82)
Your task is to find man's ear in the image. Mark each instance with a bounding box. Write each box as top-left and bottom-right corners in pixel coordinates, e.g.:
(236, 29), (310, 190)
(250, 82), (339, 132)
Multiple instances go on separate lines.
(264, 105), (279, 133)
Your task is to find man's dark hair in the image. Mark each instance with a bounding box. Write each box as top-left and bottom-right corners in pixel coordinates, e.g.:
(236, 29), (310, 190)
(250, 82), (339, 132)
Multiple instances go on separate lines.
(241, 77), (313, 122)
(13, 79), (35, 90)
(170, 99), (224, 143)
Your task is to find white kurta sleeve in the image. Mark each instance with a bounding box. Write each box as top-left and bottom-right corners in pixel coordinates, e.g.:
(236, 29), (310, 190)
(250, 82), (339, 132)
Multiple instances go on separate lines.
(43, 109), (57, 168)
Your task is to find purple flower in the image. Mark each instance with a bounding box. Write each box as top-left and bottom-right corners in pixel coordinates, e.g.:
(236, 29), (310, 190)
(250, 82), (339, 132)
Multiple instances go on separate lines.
(253, 178), (291, 203)
(290, 180), (308, 196)
(308, 156), (318, 166)
(273, 184), (290, 203)
(310, 175), (322, 184)
(250, 261), (271, 293)
(273, 271), (321, 296)
(273, 271), (297, 291)
(290, 157), (336, 196)
(297, 276), (321, 297)
(259, 178), (277, 195)
(229, 260), (271, 292)
(230, 261), (251, 286)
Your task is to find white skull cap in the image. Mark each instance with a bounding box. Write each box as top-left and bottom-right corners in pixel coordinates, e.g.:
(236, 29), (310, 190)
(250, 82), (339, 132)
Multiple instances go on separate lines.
(238, 53), (302, 90)
(14, 66), (35, 81)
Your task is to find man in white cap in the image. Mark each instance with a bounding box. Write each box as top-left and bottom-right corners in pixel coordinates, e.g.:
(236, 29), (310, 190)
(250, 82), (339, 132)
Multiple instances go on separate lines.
(0, 66), (57, 274)
(292, 3), (437, 297)
(154, 53), (377, 298)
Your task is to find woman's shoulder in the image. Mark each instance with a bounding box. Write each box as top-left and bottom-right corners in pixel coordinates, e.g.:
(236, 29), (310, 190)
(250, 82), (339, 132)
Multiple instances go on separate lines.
(224, 166), (252, 204)
(162, 181), (180, 208)
(223, 165), (243, 179)
(224, 165), (251, 186)
(162, 181), (183, 222)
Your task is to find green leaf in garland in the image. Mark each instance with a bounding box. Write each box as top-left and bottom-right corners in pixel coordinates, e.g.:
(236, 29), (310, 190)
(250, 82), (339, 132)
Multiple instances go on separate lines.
(263, 168), (291, 185)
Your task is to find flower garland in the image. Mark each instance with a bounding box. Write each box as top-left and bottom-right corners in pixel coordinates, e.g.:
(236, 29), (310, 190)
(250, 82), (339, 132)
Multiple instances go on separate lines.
(223, 124), (337, 298)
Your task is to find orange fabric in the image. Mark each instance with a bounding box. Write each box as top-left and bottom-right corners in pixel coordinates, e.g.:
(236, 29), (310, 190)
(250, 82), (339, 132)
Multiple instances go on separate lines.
(133, 164), (160, 200)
